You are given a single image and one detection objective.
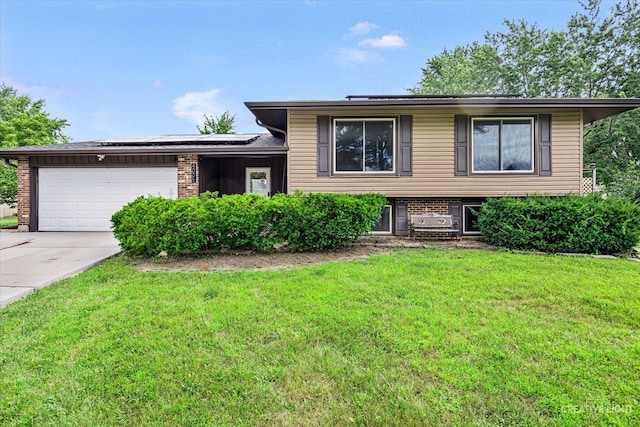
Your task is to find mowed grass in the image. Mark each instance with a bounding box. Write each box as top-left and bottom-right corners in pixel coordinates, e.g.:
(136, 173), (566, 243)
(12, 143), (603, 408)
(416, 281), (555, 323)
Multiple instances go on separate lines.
(0, 215), (17, 228)
(1, 249), (639, 426)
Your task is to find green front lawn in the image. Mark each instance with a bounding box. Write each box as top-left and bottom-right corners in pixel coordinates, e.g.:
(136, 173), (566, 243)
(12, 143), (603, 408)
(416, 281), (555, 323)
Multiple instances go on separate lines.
(1, 250), (638, 425)
(0, 215), (17, 228)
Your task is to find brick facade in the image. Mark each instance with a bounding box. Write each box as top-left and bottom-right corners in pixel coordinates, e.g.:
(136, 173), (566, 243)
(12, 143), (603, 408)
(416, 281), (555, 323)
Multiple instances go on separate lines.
(17, 156), (30, 231)
(395, 197), (465, 238)
(177, 154), (199, 198)
(397, 198), (462, 216)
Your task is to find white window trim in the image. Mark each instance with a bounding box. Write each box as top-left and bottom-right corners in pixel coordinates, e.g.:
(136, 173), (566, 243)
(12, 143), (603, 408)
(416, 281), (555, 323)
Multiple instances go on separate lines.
(370, 204), (393, 234)
(470, 117), (535, 174)
(333, 118), (396, 175)
(462, 204), (483, 235)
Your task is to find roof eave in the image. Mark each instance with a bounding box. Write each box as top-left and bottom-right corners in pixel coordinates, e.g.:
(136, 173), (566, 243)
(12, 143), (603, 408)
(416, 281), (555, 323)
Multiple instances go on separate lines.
(0, 146), (288, 159)
(246, 98), (640, 130)
(245, 97), (640, 109)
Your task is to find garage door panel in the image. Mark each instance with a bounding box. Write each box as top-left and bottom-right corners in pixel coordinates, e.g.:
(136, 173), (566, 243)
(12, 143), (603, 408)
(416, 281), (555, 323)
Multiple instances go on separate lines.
(58, 202), (74, 211)
(92, 218), (112, 229)
(75, 185), (95, 197)
(75, 218), (91, 228)
(38, 167), (177, 231)
(54, 170), (75, 181)
(75, 202), (93, 213)
(39, 192), (56, 202)
(58, 218), (74, 228)
(40, 201), (56, 211)
(39, 218), (56, 228)
(59, 186), (75, 195)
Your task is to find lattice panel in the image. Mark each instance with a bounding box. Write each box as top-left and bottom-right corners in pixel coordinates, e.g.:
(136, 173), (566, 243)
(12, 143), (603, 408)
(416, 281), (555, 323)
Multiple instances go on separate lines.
(581, 177), (594, 195)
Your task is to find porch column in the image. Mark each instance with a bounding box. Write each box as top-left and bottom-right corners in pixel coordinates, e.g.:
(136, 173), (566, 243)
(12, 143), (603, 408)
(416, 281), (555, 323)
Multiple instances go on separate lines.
(17, 155), (30, 232)
(177, 154), (199, 198)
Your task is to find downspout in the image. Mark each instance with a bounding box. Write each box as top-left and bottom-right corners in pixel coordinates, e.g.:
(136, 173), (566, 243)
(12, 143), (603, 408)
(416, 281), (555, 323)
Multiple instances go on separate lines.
(3, 158), (17, 168)
(282, 160), (286, 194)
(254, 119), (288, 194)
(255, 119), (287, 139)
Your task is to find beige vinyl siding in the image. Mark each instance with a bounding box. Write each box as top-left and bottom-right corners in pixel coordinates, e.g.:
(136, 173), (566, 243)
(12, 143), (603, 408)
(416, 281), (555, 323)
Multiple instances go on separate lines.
(288, 107), (582, 197)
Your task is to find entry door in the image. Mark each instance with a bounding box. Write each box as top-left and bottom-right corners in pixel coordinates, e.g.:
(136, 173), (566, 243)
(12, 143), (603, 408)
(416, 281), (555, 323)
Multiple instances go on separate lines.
(245, 167), (271, 197)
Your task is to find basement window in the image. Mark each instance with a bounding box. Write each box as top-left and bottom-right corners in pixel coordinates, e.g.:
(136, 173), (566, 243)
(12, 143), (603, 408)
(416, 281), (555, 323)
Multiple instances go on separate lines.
(371, 205), (392, 234)
(462, 204), (482, 235)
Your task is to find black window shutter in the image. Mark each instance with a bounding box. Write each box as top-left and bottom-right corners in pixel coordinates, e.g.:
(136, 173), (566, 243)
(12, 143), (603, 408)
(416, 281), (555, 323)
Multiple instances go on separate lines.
(399, 115), (412, 176)
(448, 202), (462, 234)
(539, 114), (552, 176)
(454, 115), (469, 176)
(317, 115), (330, 176)
(395, 202), (408, 236)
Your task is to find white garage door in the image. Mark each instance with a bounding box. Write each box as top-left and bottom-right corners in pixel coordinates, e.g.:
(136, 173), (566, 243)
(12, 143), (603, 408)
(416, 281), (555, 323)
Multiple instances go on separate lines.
(39, 167), (178, 231)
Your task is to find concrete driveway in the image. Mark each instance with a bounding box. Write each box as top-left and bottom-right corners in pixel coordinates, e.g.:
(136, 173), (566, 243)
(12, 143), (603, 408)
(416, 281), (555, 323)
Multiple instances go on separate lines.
(0, 231), (121, 307)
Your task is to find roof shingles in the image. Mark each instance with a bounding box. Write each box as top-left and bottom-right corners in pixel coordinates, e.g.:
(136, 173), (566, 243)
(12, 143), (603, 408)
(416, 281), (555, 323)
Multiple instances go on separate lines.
(0, 134), (286, 158)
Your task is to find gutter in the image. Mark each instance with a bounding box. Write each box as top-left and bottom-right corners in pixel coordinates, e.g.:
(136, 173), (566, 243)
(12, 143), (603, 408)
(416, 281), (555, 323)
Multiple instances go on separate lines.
(255, 119), (287, 139)
(0, 146), (288, 158)
(245, 98), (640, 109)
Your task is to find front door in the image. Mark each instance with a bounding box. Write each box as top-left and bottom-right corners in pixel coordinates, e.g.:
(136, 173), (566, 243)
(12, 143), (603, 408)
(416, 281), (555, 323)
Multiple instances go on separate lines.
(245, 167), (271, 197)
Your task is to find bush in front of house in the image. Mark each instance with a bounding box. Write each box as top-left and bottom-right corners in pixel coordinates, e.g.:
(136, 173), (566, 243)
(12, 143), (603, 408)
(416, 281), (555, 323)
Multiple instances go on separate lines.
(201, 192), (280, 252)
(271, 192), (388, 251)
(111, 196), (210, 257)
(111, 192), (387, 256)
(478, 194), (640, 254)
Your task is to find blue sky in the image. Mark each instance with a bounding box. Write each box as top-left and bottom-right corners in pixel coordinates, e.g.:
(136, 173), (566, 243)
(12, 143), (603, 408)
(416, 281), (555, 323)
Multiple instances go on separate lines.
(0, 0), (617, 141)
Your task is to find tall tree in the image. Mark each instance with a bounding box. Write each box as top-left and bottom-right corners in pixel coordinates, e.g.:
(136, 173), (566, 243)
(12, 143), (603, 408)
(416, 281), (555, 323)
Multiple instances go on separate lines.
(410, 42), (502, 95)
(0, 84), (70, 206)
(0, 85), (70, 147)
(411, 0), (640, 187)
(198, 111), (236, 134)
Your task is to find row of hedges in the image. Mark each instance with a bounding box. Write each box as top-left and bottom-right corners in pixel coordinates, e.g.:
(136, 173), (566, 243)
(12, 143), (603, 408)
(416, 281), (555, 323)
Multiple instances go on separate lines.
(111, 192), (387, 257)
(478, 194), (640, 254)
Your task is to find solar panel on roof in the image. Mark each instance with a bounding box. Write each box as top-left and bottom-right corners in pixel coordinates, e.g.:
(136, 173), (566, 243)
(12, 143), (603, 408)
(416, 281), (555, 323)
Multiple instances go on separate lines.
(100, 134), (261, 146)
(101, 136), (158, 143)
(196, 134), (261, 142)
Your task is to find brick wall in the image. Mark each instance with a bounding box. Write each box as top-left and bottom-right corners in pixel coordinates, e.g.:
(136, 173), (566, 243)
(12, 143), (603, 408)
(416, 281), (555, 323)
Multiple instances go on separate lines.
(398, 198), (462, 216)
(17, 156), (30, 231)
(396, 197), (464, 239)
(177, 154), (199, 198)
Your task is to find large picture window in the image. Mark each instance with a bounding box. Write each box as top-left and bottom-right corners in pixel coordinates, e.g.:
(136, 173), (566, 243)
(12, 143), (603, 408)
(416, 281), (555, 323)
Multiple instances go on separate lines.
(334, 119), (395, 173)
(472, 118), (534, 173)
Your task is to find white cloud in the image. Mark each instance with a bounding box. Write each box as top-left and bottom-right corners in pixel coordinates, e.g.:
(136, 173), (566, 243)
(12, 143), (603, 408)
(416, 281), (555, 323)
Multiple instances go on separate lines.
(172, 88), (224, 124)
(349, 21), (378, 36)
(359, 34), (406, 49)
(152, 80), (163, 89)
(334, 48), (382, 68)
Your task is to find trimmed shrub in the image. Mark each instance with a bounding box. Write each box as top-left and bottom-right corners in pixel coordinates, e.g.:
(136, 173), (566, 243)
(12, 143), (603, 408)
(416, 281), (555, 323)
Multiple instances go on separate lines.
(272, 192), (388, 251)
(111, 196), (210, 257)
(478, 194), (640, 254)
(202, 193), (280, 252)
(111, 192), (387, 256)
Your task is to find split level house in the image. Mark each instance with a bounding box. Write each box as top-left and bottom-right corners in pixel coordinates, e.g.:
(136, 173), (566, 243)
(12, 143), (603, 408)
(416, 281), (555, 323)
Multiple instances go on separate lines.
(1, 95), (639, 235)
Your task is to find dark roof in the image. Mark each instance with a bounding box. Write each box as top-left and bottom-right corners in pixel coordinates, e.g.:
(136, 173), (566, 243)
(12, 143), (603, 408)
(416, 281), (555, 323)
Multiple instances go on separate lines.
(345, 94), (524, 100)
(0, 133), (286, 158)
(102, 134), (263, 145)
(246, 97), (640, 133)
